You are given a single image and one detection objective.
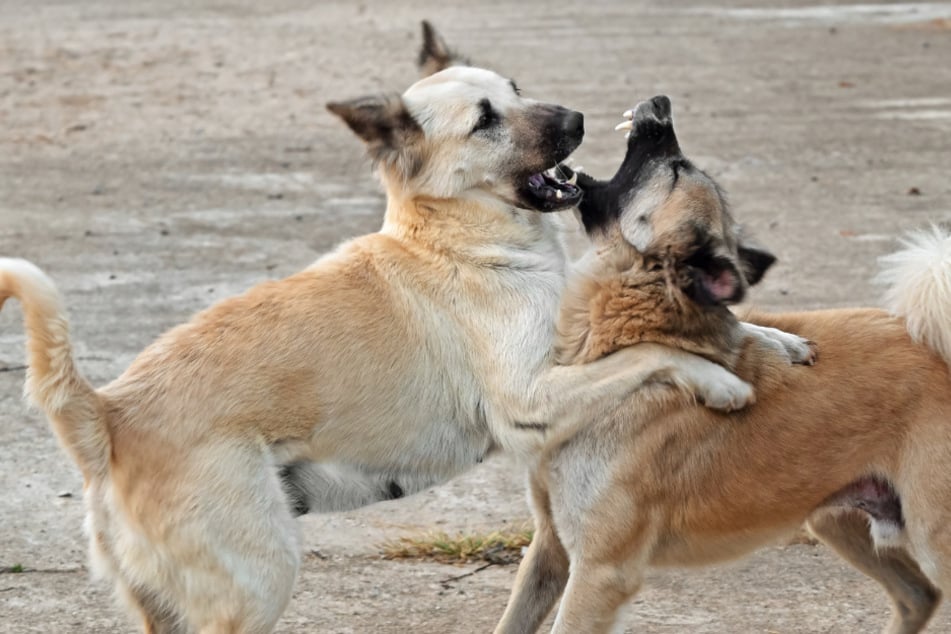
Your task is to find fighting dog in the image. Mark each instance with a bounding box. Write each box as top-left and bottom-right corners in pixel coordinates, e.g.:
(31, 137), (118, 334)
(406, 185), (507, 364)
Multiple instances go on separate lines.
(494, 96), (951, 634)
(0, 44), (764, 634)
(278, 22), (798, 518)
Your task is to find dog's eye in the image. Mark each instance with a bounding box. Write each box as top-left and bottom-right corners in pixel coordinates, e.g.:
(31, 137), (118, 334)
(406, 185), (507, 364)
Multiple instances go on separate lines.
(471, 99), (499, 134)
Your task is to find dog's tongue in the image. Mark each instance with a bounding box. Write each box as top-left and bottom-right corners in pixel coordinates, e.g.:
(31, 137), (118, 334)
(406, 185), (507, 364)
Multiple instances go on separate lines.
(528, 173), (545, 188)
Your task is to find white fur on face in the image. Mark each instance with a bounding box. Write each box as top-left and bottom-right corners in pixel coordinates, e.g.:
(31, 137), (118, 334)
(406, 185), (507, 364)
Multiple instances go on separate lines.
(617, 167), (672, 252)
(401, 67), (531, 200)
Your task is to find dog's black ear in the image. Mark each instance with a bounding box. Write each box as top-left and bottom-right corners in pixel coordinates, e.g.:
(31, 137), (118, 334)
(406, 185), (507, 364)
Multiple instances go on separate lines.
(737, 243), (777, 286)
(418, 20), (468, 76)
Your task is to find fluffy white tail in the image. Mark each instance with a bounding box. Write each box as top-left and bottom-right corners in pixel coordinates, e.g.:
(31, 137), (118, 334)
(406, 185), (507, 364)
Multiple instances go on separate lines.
(878, 225), (951, 365)
(0, 258), (109, 481)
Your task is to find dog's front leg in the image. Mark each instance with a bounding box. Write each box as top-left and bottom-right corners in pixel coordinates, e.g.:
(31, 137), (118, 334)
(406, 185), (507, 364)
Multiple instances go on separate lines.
(487, 343), (753, 455)
(739, 322), (817, 365)
(494, 467), (570, 634)
(548, 517), (657, 634)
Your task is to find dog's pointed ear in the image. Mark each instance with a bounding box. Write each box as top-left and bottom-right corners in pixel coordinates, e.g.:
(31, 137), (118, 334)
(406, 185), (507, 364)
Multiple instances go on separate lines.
(327, 95), (421, 158)
(418, 20), (468, 76)
(327, 95), (424, 179)
(737, 243), (777, 286)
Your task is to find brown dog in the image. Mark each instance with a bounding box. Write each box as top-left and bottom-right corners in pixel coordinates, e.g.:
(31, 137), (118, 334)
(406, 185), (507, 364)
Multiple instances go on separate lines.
(494, 96), (951, 634)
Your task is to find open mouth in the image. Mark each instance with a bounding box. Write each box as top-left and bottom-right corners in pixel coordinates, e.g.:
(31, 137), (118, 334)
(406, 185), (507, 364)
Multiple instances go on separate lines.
(518, 167), (583, 212)
(685, 253), (744, 306)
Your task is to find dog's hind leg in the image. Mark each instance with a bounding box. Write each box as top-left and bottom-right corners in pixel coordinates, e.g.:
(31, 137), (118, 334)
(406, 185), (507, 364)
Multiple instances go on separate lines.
(117, 580), (186, 634)
(494, 471), (569, 634)
(808, 511), (940, 634)
(123, 444), (301, 634)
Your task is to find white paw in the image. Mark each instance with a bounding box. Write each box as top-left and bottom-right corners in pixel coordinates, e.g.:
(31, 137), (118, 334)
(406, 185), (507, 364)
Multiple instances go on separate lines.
(746, 324), (817, 365)
(783, 334), (817, 365)
(697, 369), (754, 413)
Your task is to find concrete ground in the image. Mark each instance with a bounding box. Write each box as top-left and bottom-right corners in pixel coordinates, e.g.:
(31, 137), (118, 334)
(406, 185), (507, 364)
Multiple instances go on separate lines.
(1, 0), (950, 632)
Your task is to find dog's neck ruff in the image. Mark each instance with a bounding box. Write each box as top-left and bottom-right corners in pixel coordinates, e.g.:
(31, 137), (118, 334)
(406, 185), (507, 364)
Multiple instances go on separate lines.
(381, 193), (570, 275)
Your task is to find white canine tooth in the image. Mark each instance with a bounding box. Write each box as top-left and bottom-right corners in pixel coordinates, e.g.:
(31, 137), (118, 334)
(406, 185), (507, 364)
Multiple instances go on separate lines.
(615, 120), (633, 131)
(555, 190), (564, 199)
(567, 172), (577, 185)
(625, 131), (631, 139)
(622, 109), (634, 119)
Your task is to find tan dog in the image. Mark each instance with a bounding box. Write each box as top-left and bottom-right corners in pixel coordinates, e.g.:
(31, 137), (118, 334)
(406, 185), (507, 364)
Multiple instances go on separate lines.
(0, 41), (772, 634)
(494, 97), (951, 634)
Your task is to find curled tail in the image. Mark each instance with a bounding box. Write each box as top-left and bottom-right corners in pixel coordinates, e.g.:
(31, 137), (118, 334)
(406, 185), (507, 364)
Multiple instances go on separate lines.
(878, 225), (951, 365)
(0, 258), (109, 481)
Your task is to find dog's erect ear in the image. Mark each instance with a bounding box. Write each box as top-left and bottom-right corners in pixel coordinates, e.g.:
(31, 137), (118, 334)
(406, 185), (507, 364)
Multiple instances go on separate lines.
(418, 20), (468, 76)
(737, 243), (777, 286)
(327, 95), (422, 172)
(327, 96), (424, 178)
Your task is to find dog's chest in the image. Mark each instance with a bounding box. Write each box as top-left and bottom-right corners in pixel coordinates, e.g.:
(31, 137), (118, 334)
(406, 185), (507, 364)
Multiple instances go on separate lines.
(546, 429), (618, 551)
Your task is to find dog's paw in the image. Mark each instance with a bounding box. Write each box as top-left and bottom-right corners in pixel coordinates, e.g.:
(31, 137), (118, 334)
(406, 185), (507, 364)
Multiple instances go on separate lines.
(769, 330), (817, 365)
(743, 323), (817, 366)
(696, 369), (755, 413)
(799, 340), (819, 365)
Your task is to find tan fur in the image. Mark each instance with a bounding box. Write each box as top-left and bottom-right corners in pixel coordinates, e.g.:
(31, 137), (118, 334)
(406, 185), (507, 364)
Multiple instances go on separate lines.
(495, 193), (951, 633)
(556, 236), (741, 367)
(0, 65), (759, 632)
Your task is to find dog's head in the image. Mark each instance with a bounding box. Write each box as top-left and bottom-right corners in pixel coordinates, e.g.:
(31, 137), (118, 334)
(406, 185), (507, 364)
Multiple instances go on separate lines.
(577, 96), (775, 306)
(327, 24), (583, 212)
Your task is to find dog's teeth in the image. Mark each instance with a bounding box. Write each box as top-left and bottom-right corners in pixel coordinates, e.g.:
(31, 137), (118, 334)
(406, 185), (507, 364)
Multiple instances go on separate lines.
(615, 120), (633, 132)
(567, 172), (577, 185)
(555, 190), (564, 199)
(622, 109), (634, 119)
(625, 131), (631, 140)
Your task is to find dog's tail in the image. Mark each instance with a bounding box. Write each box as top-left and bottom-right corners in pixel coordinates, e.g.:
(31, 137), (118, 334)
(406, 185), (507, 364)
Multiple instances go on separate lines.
(0, 258), (109, 481)
(878, 225), (951, 365)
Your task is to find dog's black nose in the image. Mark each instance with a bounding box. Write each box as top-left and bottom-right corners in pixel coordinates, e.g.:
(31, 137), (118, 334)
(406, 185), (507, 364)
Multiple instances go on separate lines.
(633, 96), (671, 127)
(563, 110), (584, 138)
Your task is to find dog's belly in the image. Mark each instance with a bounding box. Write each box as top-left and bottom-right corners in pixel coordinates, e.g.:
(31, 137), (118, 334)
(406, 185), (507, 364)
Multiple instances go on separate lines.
(650, 476), (906, 567)
(649, 526), (802, 568)
(279, 408), (496, 514)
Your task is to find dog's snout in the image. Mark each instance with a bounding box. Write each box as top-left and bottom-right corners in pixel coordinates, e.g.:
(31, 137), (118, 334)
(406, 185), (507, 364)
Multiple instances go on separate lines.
(633, 95), (672, 127)
(526, 104), (586, 168)
(563, 110), (584, 139)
